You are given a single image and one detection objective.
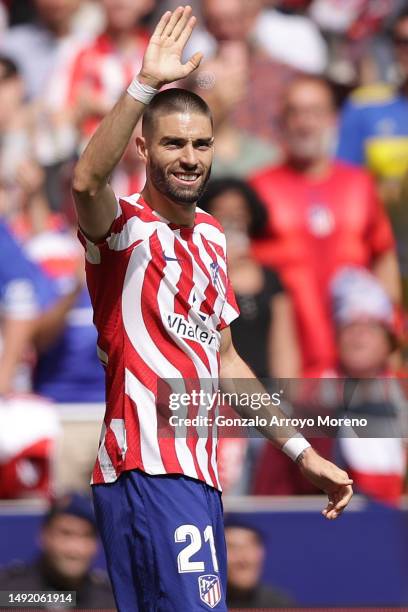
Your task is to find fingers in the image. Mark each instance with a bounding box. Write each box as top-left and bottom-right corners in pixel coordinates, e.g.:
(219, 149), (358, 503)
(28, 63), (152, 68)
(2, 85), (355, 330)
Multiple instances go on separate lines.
(177, 15), (197, 48)
(322, 484), (353, 520)
(152, 10), (171, 39)
(172, 6), (193, 41)
(162, 5), (186, 38)
(182, 51), (203, 76)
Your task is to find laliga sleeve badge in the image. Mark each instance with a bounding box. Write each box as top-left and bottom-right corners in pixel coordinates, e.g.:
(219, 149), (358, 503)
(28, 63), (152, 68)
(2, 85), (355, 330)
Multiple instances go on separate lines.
(198, 574), (222, 608)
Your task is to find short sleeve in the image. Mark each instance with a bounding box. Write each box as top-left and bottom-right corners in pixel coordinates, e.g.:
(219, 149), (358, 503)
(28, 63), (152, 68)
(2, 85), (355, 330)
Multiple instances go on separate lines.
(0, 223), (57, 318)
(77, 196), (147, 264)
(218, 276), (240, 331)
(365, 178), (395, 257)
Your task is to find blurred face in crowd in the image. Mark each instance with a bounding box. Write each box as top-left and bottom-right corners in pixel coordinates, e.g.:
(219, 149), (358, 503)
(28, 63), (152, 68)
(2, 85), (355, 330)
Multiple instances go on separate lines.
(34, 0), (80, 33)
(208, 190), (251, 259)
(41, 514), (97, 582)
(139, 111), (214, 205)
(0, 64), (24, 128)
(393, 17), (408, 78)
(338, 320), (392, 377)
(284, 78), (336, 165)
(103, 0), (154, 32)
(226, 527), (264, 590)
(203, 0), (260, 42)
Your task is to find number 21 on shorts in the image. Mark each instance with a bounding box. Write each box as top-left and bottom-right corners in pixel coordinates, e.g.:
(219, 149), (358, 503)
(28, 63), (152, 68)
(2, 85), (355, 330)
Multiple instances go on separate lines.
(175, 524), (219, 573)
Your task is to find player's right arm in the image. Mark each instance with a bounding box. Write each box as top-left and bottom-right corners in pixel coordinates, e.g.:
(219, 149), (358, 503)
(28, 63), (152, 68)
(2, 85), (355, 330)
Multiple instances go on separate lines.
(72, 5), (203, 243)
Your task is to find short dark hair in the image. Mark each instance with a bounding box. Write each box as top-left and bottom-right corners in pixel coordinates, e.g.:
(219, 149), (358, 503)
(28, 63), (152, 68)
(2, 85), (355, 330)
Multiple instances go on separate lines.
(142, 88), (213, 138)
(198, 177), (268, 238)
(0, 56), (19, 81)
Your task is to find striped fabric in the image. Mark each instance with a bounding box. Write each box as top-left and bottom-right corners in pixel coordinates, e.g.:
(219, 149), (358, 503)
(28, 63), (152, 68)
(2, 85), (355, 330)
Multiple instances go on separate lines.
(78, 194), (239, 489)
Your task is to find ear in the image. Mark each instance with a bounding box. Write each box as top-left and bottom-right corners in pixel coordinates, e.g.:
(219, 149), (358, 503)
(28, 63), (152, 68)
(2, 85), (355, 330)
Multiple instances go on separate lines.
(135, 136), (148, 163)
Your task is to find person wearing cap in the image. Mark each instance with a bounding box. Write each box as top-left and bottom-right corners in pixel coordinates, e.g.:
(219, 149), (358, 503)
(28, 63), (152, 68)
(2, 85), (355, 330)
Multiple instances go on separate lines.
(224, 518), (295, 609)
(252, 267), (407, 504)
(329, 266), (408, 506)
(0, 493), (115, 609)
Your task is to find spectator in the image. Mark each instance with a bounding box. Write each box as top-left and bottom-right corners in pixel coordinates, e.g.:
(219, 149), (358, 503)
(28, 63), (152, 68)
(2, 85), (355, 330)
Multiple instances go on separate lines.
(199, 177), (300, 496)
(190, 49), (280, 178)
(0, 55), (33, 215)
(337, 10), (408, 306)
(185, 0), (299, 143)
(337, 10), (408, 201)
(225, 519), (295, 608)
(0, 220), (55, 394)
(250, 76), (400, 373)
(0, 0), (85, 193)
(254, 267), (407, 501)
(68, 0), (154, 147)
(199, 177), (300, 379)
(0, 493), (116, 608)
(1, 0), (82, 101)
(330, 267), (407, 506)
(8, 159), (105, 404)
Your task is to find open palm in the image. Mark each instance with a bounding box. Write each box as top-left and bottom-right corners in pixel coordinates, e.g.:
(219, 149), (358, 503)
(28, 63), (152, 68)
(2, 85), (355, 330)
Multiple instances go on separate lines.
(139, 6), (203, 88)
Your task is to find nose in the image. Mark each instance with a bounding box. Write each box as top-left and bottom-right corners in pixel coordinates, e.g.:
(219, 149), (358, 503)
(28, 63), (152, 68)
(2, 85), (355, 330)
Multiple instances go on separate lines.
(180, 143), (198, 168)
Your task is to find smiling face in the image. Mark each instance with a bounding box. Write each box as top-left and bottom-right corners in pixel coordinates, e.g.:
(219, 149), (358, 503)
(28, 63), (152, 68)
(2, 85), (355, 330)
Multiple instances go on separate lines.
(140, 111), (214, 205)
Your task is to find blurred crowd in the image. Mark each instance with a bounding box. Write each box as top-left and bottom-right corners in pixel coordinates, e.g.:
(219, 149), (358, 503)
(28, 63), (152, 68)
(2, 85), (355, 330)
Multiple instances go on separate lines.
(0, 0), (407, 511)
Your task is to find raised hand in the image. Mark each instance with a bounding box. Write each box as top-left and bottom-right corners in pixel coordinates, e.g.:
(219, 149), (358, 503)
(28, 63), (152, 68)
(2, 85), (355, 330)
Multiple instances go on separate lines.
(297, 447), (353, 519)
(138, 6), (203, 89)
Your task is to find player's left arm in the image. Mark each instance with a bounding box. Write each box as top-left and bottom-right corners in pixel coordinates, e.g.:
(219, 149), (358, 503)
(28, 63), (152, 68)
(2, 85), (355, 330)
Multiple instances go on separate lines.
(219, 326), (353, 519)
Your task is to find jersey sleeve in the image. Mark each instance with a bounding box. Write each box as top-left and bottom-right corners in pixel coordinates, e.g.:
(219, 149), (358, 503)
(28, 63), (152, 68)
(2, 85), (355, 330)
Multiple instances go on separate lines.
(365, 178), (395, 257)
(336, 101), (366, 166)
(218, 273), (240, 331)
(77, 197), (146, 265)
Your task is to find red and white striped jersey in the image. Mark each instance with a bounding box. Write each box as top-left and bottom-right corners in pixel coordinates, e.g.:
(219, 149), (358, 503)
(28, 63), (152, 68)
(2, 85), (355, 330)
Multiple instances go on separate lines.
(78, 194), (239, 489)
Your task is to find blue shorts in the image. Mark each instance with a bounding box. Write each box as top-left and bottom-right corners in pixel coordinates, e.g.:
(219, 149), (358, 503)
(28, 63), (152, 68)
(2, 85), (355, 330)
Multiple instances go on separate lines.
(92, 470), (227, 612)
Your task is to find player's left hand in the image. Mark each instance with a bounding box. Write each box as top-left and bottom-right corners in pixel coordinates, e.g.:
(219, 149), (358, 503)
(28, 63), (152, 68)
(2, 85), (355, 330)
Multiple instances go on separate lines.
(138, 5), (203, 89)
(297, 447), (353, 519)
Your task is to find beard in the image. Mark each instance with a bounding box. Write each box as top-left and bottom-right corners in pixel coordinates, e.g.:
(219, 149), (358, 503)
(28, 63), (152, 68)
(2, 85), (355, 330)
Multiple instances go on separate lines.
(286, 126), (335, 162)
(148, 159), (211, 204)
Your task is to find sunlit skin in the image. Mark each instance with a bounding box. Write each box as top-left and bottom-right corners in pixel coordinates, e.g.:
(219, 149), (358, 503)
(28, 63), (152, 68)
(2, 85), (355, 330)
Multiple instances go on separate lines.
(226, 527), (264, 591)
(40, 514), (97, 585)
(136, 110), (214, 226)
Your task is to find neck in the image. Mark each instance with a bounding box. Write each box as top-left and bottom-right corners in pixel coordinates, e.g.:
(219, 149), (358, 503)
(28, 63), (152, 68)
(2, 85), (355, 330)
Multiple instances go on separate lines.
(288, 155), (331, 178)
(141, 182), (196, 227)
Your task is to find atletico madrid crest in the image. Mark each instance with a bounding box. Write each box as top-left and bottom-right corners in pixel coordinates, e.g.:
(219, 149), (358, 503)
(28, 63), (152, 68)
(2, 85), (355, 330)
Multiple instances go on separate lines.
(198, 574), (222, 608)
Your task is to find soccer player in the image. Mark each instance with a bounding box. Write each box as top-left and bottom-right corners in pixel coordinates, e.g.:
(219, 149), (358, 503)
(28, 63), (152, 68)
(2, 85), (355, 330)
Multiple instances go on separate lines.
(72, 6), (353, 611)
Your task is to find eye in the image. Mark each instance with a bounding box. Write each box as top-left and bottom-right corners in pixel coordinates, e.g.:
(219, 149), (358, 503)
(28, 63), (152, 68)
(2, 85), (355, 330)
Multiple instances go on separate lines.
(196, 142), (212, 150)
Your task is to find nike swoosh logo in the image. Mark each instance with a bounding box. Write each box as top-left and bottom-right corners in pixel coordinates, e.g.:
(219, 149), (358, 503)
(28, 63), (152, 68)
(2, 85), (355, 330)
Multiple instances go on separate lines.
(164, 253), (179, 262)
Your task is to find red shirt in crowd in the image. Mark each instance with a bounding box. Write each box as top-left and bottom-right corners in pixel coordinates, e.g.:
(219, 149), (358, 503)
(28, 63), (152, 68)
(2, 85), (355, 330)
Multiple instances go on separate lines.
(250, 161), (395, 371)
(68, 29), (149, 143)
